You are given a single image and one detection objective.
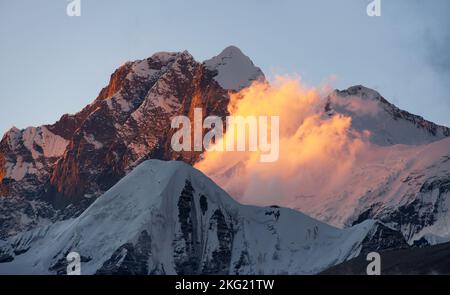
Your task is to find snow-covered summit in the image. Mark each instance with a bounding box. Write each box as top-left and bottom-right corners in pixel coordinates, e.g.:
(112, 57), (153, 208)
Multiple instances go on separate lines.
(327, 85), (450, 145)
(204, 46), (265, 91)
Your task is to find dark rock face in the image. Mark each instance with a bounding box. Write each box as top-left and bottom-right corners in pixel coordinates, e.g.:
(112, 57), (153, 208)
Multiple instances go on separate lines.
(233, 249), (251, 274)
(199, 194), (208, 215)
(202, 209), (233, 274)
(352, 207), (377, 227)
(96, 230), (153, 275)
(360, 223), (410, 256)
(351, 173), (450, 243)
(321, 241), (450, 275)
(174, 180), (201, 274)
(0, 248), (13, 263)
(173, 180), (234, 275)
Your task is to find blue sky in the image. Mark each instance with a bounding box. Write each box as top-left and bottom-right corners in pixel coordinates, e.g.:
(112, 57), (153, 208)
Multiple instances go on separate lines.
(1, 0), (449, 135)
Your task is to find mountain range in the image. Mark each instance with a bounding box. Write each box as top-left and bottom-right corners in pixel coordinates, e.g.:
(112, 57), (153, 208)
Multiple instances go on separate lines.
(1, 46), (450, 274)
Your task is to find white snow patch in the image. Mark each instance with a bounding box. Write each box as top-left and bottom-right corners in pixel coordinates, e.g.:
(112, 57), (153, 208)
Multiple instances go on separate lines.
(113, 94), (131, 112)
(128, 59), (159, 80)
(6, 156), (36, 181)
(83, 133), (103, 149)
(21, 126), (69, 159)
(151, 52), (178, 64)
(5, 127), (21, 150)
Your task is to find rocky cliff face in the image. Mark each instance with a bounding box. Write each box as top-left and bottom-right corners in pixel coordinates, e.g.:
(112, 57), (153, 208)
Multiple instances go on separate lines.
(46, 51), (230, 207)
(0, 46), (264, 239)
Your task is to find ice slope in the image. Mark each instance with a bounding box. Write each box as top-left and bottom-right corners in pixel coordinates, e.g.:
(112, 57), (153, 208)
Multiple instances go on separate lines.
(267, 136), (450, 245)
(0, 160), (405, 275)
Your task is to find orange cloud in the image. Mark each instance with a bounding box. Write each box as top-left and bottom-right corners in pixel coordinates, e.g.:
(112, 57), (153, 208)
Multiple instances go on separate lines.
(195, 77), (369, 207)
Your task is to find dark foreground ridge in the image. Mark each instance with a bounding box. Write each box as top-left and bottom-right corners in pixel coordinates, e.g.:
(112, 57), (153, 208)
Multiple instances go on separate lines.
(321, 241), (450, 275)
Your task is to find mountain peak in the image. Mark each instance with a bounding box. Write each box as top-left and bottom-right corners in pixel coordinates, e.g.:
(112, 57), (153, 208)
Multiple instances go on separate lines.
(218, 45), (244, 55)
(327, 85), (450, 145)
(334, 85), (390, 105)
(204, 46), (265, 91)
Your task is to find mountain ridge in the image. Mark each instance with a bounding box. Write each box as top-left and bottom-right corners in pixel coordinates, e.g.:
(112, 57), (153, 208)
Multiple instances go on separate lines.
(0, 160), (408, 275)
